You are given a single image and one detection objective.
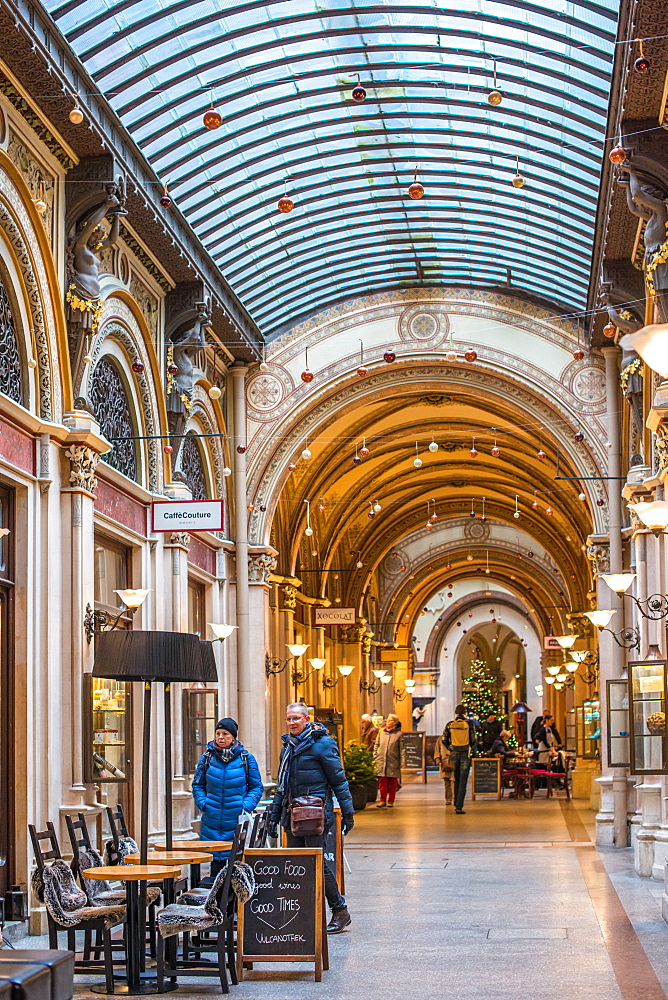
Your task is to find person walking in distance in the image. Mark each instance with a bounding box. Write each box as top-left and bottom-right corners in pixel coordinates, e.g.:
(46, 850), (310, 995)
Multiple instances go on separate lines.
(268, 703), (355, 934)
(433, 731), (455, 805)
(373, 713), (403, 808)
(444, 705), (477, 814)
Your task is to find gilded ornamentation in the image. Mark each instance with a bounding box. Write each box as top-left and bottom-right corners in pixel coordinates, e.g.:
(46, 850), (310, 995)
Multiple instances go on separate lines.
(7, 128), (55, 240)
(67, 185), (125, 333)
(620, 358), (642, 393)
(248, 552), (277, 583)
(0, 77), (75, 169)
(654, 423), (668, 473)
(585, 543), (610, 577)
(339, 623), (366, 645)
(282, 584), (297, 610)
(65, 445), (99, 495)
(361, 631), (373, 656)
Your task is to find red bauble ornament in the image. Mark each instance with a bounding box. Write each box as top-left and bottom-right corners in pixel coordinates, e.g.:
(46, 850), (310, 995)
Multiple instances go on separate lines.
(383, 351), (396, 363)
(159, 194), (172, 208)
(574, 432), (584, 442)
(368, 510), (375, 518)
(426, 521), (433, 530)
(634, 56), (650, 74)
(573, 349), (585, 361)
(430, 513), (437, 522)
(301, 369), (314, 383)
(203, 108), (222, 130)
(469, 447), (478, 458)
(287, 463), (297, 472)
(603, 322), (616, 339)
(609, 145), (626, 165)
(357, 365), (368, 377)
(132, 360), (144, 373)
(352, 455), (362, 466)
(491, 445), (501, 457)
(247, 504), (254, 511)
(260, 505), (266, 512)
(278, 196), (294, 214)
(237, 445), (246, 454)
(596, 498), (604, 506)
(167, 363), (178, 375)
(352, 85), (367, 102)
(488, 89), (502, 106)
(537, 449), (546, 460)
(164, 445), (173, 454)
(464, 349), (477, 363)
(408, 181), (425, 200)
(360, 446), (370, 457)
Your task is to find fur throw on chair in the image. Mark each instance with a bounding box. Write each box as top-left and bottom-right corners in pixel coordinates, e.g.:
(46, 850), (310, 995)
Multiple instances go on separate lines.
(31, 861), (126, 929)
(177, 861), (256, 906)
(103, 835), (139, 866)
(76, 847), (159, 908)
(157, 865), (230, 939)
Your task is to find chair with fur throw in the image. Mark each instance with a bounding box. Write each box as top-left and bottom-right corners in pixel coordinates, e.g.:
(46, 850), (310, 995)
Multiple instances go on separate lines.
(156, 826), (247, 994)
(29, 824), (126, 994)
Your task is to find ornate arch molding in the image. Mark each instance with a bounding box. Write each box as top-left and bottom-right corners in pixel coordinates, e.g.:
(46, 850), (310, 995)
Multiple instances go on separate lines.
(0, 184), (58, 419)
(423, 590), (540, 665)
(89, 308), (162, 492)
(182, 387), (225, 501)
(249, 363), (608, 546)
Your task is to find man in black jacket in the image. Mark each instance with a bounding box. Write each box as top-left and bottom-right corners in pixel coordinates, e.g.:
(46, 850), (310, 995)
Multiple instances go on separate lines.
(480, 712), (503, 752)
(268, 703), (355, 933)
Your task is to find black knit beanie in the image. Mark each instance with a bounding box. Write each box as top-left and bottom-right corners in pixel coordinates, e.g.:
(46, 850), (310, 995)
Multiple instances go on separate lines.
(215, 718), (238, 739)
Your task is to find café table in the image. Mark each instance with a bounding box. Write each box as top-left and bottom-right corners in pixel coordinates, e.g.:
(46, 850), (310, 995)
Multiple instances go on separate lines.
(82, 864), (180, 996)
(154, 842), (232, 889)
(124, 852), (213, 893)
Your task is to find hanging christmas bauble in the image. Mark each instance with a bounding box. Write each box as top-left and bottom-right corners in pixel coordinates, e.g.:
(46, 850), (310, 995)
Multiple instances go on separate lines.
(301, 368), (314, 383)
(426, 521), (433, 530)
(237, 445), (246, 454)
(352, 84), (367, 102)
(491, 445), (501, 457)
(447, 592), (453, 597)
(357, 365), (368, 377)
(532, 499), (539, 509)
(408, 181), (425, 200)
(160, 193), (172, 208)
(480, 514), (487, 522)
(469, 447), (478, 458)
(359, 447), (370, 460)
(278, 196), (294, 214)
(445, 349), (457, 362)
(537, 449), (546, 460)
(356, 560), (364, 569)
(203, 108), (222, 130)
(318, 503), (325, 512)
(545, 507), (553, 516)
(27, 358), (37, 369)
(609, 145), (626, 165)
(259, 361), (269, 372)
(634, 55), (650, 74)
(167, 363), (179, 375)
(573, 349), (585, 361)
(164, 445), (173, 454)
(305, 526), (313, 536)
(383, 351), (396, 363)
(487, 89), (503, 106)
(464, 349), (477, 362)
(578, 492), (586, 501)
(132, 360), (144, 373)
(602, 322), (616, 339)
(430, 513), (437, 521)
(428, 441), (438, 453)
(209, 385), (222, 400)
(574, 432), (584, 442)
(373, 502), (382, 512)
(596, 498), (604, 506)
(69, 105), (84, 124)
(34, 197), (47, 214)
(511, 173), (525, 189)
(223, 466), (232, 477)
(287, 462), (297, 472)
(513, 511), (520, 519)
(469, 510), (475, 518)
(353, 455), (362, 466)
(83, 354), (93, 364)
(247, 504), (255, 512)
(368, 510), (376, 518)
(301, 447), (312, 460)
(413, 457), (423, 468)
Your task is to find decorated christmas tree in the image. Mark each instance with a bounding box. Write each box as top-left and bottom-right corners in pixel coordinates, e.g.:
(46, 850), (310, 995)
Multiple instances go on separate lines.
(462, 658), (504, 723)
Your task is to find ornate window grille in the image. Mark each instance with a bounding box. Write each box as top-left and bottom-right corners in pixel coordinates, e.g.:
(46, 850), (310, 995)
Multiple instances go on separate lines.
(90, 357), (138, 481)
(0, 279), (24, 405)
(179, 433), (208, 501)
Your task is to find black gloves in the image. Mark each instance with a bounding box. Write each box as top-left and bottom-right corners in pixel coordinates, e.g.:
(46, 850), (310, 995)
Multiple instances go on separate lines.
(341, 814), (354, 835)
(267, 822), (279, 840)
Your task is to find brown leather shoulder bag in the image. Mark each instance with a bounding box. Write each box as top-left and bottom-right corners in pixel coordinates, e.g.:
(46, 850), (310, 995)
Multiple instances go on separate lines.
(290, 795), (325, 836)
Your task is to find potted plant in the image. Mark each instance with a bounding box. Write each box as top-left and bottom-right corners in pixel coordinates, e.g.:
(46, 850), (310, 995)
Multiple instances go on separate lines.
(343, 741), (377, 811)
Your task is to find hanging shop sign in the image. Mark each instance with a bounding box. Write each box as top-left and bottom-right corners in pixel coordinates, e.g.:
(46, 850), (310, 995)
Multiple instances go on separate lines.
(380, 647), (411, 662)
(543, 636), (562, 650)
(313, 607), (355, 625)
(151, 499), (224, 532)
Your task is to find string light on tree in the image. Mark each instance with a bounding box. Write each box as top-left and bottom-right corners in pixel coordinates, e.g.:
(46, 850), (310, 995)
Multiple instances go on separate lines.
(462, 658), (504, 731)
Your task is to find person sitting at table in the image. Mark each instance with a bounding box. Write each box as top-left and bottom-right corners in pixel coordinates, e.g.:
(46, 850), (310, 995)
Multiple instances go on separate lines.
(490, 730), (515, 762)
(192, 718), (264, 878)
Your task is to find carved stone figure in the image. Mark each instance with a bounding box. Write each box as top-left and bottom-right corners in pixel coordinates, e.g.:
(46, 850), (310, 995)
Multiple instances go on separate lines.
(585, 543), (610, 577)
(248, 552), (277, 583)
(618, 163), (668, 323)
(166, 301), (210, 464)
(67, 181), (126, 332)
(65, 445), (99, 495)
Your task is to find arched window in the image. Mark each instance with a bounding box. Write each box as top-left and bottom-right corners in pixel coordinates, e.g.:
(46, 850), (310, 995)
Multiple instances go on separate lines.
(0, 277), (25, 406)
(90, 357), (138, 481)
(179, 433), (208, 501)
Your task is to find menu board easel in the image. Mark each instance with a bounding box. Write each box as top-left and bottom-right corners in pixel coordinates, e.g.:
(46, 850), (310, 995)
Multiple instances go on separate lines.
(471, 757), (501, 800)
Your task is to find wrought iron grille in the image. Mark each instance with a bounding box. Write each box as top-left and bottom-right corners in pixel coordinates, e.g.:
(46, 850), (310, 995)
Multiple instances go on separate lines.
(0, 280), (24, 405)
(180, 433), (208, 501)
(90, 357), (138, 481)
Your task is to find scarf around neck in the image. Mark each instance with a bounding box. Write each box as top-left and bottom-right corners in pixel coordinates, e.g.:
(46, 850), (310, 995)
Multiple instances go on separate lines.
(214, 741), (239, 763)
(278, 721), (314, 794)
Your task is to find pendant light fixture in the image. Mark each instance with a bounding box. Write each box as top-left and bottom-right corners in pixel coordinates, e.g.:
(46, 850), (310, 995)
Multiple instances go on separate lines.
(488, 59), (502, 105)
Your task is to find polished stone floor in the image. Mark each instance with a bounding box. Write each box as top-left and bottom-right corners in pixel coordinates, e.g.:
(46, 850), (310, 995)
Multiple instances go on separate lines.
(11, 780), (668, 1000)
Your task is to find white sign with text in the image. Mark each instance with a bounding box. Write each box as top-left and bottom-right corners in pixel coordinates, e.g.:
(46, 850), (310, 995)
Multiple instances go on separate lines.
(152, 499), (224, 532)
(313, 607), (356, 625)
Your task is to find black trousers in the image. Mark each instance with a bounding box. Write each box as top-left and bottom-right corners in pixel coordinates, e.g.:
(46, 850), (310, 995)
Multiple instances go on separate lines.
(285, 829), (346, 913)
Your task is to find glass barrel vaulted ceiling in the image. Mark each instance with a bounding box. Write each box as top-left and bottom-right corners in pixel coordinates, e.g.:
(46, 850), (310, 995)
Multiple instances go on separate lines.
(41, 0), (619, 338)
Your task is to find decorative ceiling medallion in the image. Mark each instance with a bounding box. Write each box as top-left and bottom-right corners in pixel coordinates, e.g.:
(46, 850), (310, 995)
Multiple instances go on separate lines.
(246, 370), (292, 414)
(381, 550), (409, 576)
(464, 520), (490, 542)
(399, 304), (450, 348)
(570, 366), (606, 405)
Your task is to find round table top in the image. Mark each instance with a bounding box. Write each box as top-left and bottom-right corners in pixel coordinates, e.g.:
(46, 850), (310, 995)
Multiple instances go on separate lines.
(154, 840), (232, 851)
(82, 864), (181, 881)
(124, 851), (212, 865)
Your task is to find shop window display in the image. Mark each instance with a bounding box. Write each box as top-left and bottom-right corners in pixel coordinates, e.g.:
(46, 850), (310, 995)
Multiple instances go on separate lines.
(629, 659), (668, 774)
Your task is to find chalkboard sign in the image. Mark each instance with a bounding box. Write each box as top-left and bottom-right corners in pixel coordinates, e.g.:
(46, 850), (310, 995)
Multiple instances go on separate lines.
(401, 731), (427, 783)
(471, 757), (501, 799)
(238, 848), (326, 982)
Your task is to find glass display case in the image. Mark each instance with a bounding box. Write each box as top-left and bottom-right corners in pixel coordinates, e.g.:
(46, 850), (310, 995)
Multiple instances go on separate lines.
(183, 688), (218, 774)
(629, 659), (668, 774)
(84, 675), (131, 783)
(575, 700), (600, 760)
(565, 708), (576, 752)
(606, 679), (630, 768)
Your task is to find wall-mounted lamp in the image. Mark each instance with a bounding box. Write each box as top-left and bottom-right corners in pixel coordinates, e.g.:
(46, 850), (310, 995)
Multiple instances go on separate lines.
(323, 664), (355, 689)
(554, 634), (577, 649)
(360, 677), (381, 694)
(373, 668), (388, 679)
(405, 678), (416, 690)
(292, 656), (326, 688)
(84, 589), (149, 644)
(208, 623), (238, 641)
(583, 610), (640, 650)
(601, 573), (668, 620)
(265, 643), (310, 678)
(627, 500), (668, 535)
(380, 674), (392, 685)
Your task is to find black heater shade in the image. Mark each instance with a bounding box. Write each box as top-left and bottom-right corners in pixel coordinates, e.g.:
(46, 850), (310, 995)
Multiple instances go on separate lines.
(93, 630), (218, 683)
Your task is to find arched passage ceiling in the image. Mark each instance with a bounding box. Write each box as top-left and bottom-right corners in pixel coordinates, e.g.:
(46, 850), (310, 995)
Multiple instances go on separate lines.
(42, 0), (618, 336)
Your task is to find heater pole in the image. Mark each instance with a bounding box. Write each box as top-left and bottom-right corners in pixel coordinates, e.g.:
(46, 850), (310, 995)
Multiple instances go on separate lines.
(140, 680), (152, 864)
(164, 682), (173, 850)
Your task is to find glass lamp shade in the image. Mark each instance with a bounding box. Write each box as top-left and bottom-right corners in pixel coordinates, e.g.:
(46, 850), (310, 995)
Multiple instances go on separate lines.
(308, 657), (326, 670)
(534, 685), (544, 695)
(565, 661), (579, 672)
(114, 588), (149, 608)
(544, 676), (555, 685)
(404, 679), (416, 689)
(584, 610), (617, 629)
(571, 650), (587, 662)
(373, 669), (388, 678)
(380, 674), (392, 684)
(619, 325), (668, 379)
(287, 643), (309, 657)
(554, 634), (576, 648)
(628, 500), (668, 533)
(601, 573), (636, 594)
(554, 682), (564, 690)
(555, 672), (567, 683)
(208, 623), (238, 640)
(547, 665), (561, 676)
(338, 664), (355, 676)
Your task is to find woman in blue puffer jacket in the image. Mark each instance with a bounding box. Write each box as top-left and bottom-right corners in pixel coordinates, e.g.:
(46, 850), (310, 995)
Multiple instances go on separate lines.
(192, 717), (263, 876)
